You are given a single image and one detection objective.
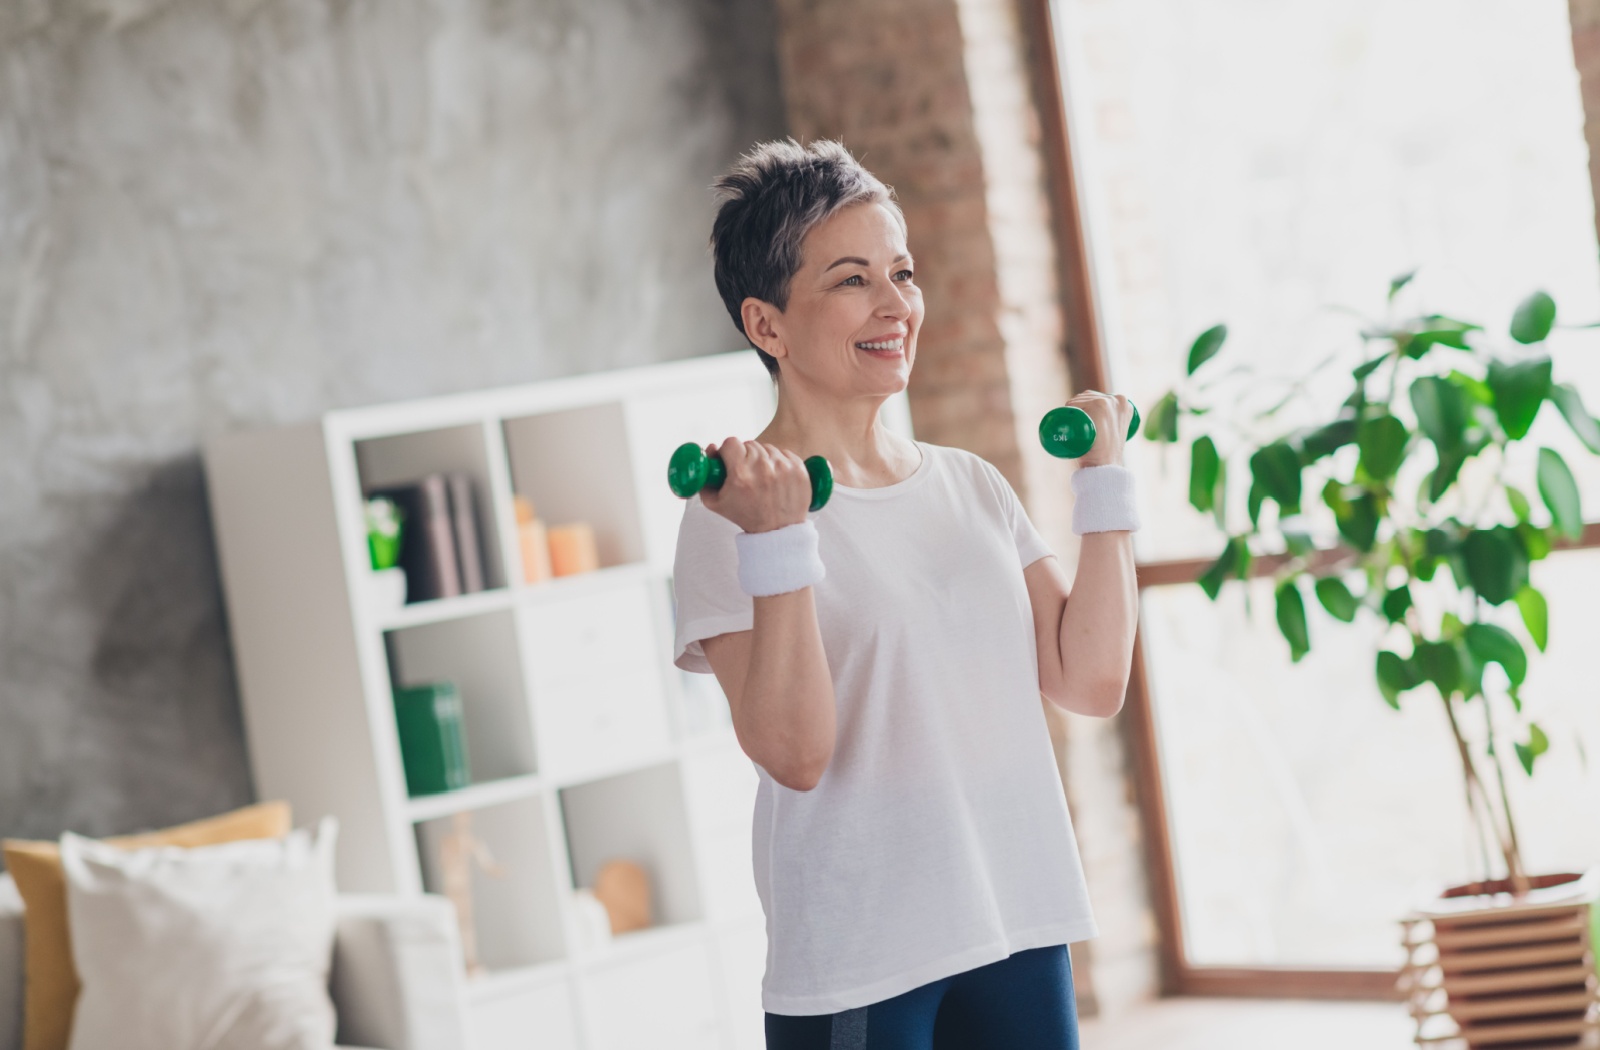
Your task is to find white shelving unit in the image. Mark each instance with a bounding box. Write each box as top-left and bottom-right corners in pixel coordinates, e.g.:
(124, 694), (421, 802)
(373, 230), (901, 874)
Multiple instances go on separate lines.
(203, 350), (913, 1050)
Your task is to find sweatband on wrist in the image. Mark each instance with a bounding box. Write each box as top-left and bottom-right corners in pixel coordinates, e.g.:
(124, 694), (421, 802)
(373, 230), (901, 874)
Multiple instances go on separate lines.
(735, 520), (826, 597)
(1071, 464), (1142, 534)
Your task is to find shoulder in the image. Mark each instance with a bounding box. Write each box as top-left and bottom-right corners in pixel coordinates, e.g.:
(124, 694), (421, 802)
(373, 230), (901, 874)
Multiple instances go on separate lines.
(920, 442), (1009, 499)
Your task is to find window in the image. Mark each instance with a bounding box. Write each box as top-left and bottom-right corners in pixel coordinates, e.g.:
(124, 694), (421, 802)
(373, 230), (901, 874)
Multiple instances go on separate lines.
(1043, 0), (1600, 984)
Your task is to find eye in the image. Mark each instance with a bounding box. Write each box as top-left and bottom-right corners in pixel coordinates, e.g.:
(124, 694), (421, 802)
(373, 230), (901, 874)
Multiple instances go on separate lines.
(839, 274), (865, 287)
(894, 269), (915, 282)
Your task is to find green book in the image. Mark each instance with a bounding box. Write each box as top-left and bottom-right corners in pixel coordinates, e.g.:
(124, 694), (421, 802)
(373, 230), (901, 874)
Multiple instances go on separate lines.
(393, 682), (471, 796)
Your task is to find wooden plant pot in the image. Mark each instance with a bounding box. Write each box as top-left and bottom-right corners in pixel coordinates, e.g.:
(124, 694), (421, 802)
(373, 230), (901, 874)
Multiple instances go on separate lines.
(1399, 868), (1600, 1048)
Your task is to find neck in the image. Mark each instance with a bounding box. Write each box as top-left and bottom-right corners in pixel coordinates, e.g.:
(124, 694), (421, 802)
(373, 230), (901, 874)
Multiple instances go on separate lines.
(758, 373), (916, 488)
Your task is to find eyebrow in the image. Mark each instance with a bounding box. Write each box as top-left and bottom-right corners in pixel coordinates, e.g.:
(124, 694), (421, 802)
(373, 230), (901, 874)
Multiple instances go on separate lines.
(823, 254), (910, 273)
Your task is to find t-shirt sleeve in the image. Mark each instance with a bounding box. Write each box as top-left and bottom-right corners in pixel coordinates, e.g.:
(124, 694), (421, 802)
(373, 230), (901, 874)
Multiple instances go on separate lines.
(979, 457), (1055, 570)
(670, 497), (754, 674)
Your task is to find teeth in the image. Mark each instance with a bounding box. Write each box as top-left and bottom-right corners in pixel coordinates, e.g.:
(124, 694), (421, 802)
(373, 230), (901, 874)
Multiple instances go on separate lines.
(857, 340), (903, 351)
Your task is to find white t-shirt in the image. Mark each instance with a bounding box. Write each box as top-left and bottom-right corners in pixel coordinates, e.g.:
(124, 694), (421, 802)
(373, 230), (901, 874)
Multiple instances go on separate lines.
(671, 439), (1099, 1016)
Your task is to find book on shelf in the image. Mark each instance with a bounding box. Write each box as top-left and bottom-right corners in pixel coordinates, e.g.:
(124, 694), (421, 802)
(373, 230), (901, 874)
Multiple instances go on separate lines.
(393, 681), (472, 796)
(446, 471), (486, 594)
(368, 472), (488, 602)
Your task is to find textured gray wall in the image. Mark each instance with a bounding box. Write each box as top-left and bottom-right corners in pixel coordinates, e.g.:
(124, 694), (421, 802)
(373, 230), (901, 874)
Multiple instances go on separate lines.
(0, 0), (784, 847)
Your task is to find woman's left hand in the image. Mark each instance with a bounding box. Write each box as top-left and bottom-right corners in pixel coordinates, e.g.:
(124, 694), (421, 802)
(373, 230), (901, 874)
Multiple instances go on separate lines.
(1065, 390), (1133, 468)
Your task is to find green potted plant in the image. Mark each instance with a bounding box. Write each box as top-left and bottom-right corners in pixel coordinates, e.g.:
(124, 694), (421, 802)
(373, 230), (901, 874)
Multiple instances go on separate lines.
(1147, 273), (1600, 1042)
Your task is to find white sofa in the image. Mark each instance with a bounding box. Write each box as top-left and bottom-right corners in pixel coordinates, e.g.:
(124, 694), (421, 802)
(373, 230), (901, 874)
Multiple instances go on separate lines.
(0, 873), (473, 1050)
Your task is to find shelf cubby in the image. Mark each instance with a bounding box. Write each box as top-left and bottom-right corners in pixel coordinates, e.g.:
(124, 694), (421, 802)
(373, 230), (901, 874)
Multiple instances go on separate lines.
(415, 795), (570, 971)
(386, 609), (538, 784)
(559, 762), (704, 937)
(503, 402), (645, 573)
(354, 421), (508, 592)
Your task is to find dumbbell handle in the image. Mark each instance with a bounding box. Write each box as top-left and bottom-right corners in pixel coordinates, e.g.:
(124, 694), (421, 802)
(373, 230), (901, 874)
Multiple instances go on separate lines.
(1039, 401), (1140, 459)
(668, 443), (835, 512)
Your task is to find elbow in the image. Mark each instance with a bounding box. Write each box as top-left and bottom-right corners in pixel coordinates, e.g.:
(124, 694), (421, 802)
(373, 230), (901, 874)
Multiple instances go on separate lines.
(766, 743), (833, 792)
(1051, 679), (1128, 719)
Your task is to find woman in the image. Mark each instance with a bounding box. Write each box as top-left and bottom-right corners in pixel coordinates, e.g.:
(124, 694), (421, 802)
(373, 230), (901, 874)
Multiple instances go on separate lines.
(672, 139), (1141, 1049)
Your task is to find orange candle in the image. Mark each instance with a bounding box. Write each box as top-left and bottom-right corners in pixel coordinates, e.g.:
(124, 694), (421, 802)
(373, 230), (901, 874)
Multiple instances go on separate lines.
(547, 522), (599, 576)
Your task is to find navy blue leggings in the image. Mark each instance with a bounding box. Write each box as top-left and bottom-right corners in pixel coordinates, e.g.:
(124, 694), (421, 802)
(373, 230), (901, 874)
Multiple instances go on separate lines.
(763, 944), (1081, 1050)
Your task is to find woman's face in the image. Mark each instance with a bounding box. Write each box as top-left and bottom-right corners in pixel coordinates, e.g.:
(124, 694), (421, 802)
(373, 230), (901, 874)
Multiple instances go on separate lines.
(747, 202), (923, 398)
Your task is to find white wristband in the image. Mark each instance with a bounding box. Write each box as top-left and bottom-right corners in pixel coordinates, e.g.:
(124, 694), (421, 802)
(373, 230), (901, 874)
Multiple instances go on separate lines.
(735, 520), (826, 597)
(1071, 464), (1142, 534)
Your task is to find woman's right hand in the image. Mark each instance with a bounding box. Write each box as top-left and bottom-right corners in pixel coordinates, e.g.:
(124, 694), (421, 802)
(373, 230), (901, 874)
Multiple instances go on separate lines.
(699, 437), (813, 533)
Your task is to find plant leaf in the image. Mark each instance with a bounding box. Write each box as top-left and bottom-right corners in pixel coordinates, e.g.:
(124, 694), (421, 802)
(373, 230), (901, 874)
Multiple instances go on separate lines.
(1314, 577), (1359, 622)
(1414, 640), (1463, 698)
(1189, 436), (1220, 513)
(1300, 417), (1359, 461)
(1428, 445), (1469, 504)
(1461, 527), (1529, 605)
(1187, 324), (1228, 376)
(1537, 446), (1585, 541)
(1357, 414), (1407, 481)
(1388, 270), (1417, 301)
(1411, 375), (1469, 452)
(1250, 442), (1303, 513)
(1514, 585), (1549, 652)
(1549, 382), (1600, 454)
(1505, 484), (1531, 524)
(1198, 537), (1244, 600)
(1381, 585), (1413, 624)
(1514, 724), (1550, 776)
(1375, 650), (1415, 708)
(1486, 357), (1553, 440)
(1147, 391), (1180, 443)
(1462, 622), (1527, 686)
(1335, 492), (1380, 552)
(1510, 290), (1557, 344)
(1275, 579), (1310, 662)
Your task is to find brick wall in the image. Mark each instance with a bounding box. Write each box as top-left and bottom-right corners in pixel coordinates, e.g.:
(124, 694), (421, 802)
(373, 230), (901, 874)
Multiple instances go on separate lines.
(772, 0), (1159, 1015)
(1572, 0), (1600, 252)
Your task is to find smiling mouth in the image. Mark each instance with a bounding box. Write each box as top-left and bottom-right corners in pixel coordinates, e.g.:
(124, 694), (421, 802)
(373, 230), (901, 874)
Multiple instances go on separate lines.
(856, 339), (904, 352)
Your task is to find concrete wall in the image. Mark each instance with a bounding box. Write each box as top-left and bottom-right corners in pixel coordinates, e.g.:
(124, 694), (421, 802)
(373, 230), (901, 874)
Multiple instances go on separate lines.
(0, 0), (784, 846)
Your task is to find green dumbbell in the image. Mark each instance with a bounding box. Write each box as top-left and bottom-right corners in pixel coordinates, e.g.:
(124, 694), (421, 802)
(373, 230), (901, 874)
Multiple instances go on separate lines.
(1039, 401), (1141, 459)
(668, 442), (835, 512)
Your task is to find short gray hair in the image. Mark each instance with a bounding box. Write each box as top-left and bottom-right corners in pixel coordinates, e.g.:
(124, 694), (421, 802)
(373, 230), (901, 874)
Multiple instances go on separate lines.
(710, 139), (904, 380)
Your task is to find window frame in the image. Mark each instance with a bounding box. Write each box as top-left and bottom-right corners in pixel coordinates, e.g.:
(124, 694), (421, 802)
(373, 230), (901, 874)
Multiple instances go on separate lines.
(1022, 0), (1600, 999)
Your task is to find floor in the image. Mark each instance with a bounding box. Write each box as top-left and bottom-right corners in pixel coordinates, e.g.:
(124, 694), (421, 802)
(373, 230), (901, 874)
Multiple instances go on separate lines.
(1077, 996), (1416, 1050)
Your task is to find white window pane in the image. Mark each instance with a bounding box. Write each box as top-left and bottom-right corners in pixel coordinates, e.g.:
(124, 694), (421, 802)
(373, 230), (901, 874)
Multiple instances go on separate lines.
(1142, 549), (1600, 967)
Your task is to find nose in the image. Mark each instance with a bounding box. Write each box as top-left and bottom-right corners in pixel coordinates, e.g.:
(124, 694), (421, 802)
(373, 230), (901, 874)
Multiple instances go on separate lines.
(875, 277), (912, 321)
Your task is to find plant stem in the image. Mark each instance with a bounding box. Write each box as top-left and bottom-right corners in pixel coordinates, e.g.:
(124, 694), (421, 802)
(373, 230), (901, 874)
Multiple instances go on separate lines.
(1481, 691), (1532, 894)
(1441, 691), (1519, 886)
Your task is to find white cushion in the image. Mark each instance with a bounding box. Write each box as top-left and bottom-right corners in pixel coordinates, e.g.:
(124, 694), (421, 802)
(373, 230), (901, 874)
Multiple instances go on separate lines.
(60, 817), (339, 1050)
(0, 875), (23, 1050)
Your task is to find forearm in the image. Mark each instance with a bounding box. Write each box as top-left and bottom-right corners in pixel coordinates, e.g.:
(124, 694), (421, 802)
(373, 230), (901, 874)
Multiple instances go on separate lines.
(740, 587), (836, 787)
(1057, 530), (1139, 717)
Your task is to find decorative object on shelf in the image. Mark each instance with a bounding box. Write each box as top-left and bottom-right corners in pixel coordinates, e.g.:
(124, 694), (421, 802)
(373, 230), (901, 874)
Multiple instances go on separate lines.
(1147, 280), (1600, 1039)
(1038, 399), (1141, 459)
(365, 496), (409, 616)
(548, 522), (600, 577)
(570, 888), (615, 955)
(592, 858), (652, 934)
(514, 495), (554, 584)
(393, 682), (471, 796)
(437, 811), (507, 978)
(1398, 868), (1600, 1048)
(668, 441), (834, 511)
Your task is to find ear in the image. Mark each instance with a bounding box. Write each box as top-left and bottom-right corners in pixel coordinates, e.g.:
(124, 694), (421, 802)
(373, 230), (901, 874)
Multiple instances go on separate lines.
(740, 298), (787, 361)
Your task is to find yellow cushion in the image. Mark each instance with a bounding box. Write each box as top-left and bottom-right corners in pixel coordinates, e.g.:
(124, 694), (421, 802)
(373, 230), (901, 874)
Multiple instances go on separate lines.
(2, 800), (292, 1050)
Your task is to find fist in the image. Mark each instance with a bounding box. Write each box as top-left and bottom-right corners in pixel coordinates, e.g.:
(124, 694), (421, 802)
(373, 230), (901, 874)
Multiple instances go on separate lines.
(699, 437), (813, 533)
(1066, 391), (1132, 467)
